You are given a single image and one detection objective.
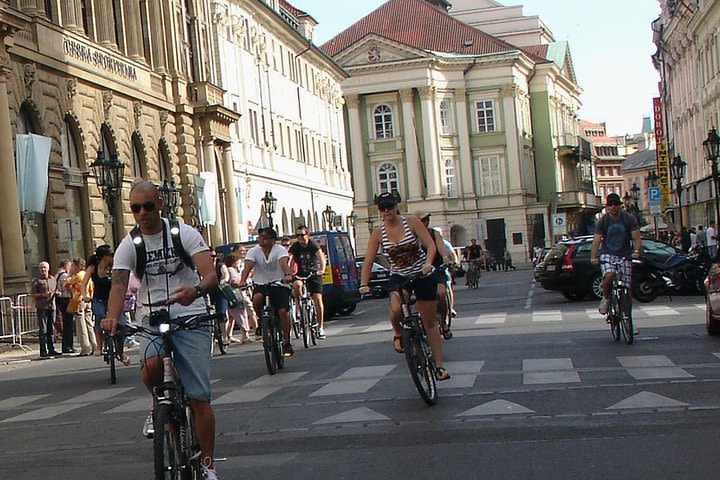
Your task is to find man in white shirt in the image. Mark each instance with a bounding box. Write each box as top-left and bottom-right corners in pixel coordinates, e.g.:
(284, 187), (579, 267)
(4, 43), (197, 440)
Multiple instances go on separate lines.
(239, 227), (295, 356)
(707, 220), (718, 260)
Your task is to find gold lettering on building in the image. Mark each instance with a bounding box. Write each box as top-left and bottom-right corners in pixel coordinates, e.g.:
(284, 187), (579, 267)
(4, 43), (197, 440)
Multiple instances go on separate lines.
(62, 37), (138, 81)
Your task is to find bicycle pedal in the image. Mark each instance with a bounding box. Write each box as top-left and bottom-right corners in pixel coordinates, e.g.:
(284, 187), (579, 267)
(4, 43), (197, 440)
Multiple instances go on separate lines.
(213, 457), (228, 463)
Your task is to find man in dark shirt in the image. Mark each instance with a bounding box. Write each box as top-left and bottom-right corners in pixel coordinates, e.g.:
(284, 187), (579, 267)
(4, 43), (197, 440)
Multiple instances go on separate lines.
(288, 225), (327, 338)
(463, 238), (483, 286)
(31, 261), (60, 357)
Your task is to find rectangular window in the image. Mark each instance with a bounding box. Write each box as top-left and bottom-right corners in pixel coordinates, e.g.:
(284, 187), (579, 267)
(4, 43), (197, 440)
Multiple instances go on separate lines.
(443, 158), (457, 197)
(478, 155), (502, 196)
(439, 99), (452, 135)
(475, 100), (495, 133)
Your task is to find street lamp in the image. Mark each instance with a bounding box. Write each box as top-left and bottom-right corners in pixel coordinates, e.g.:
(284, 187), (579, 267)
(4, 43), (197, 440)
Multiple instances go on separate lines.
(90, 149), (124, 234)
(261, 190), (277, 229)
(703, 128), (720, 224)
(323, 205), (336, 230)
(630, 182), (641, 212)
(670, 155), (686, 230)
(623, 191), (632, 213)
(159, 179), (180, 220)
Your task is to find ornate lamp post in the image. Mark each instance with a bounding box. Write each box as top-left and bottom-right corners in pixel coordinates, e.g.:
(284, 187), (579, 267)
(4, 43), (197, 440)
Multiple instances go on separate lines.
(323, 205), (336, 231)
(703, 128), (720, 224)
(623, 191), (633, 214)
(90, 149), (124, 241)
(670, 155), (686, 230)
(630, 182), (641, 213)
(261, 190), (277, 229)
(349, 211), (358, 244)
(159, 179), (180, 220)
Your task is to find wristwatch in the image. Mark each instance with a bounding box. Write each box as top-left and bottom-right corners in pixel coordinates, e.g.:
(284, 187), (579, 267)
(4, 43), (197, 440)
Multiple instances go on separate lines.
(194, 285), (203, 298)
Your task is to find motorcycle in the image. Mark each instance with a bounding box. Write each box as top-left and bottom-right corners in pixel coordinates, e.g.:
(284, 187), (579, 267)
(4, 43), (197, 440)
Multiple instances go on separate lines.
(632, 252), (709, 303)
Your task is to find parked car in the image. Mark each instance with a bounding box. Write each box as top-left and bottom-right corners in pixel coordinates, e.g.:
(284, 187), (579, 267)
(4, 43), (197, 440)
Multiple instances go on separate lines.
(311, 230), (361, 316)
(533, 247), (551, 281)
(356, 256), (390, 297)
(538, 235), (679, 301)
(704, 261), (720, 335)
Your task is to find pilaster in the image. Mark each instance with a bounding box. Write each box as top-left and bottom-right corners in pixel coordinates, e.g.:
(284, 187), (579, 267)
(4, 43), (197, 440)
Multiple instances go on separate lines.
(400, 88), (423, 201)
(419, 86), (442, 198)
(346, 94), (369, 205)
(454, 88), (475, 203)
(222, 144), (240, 242)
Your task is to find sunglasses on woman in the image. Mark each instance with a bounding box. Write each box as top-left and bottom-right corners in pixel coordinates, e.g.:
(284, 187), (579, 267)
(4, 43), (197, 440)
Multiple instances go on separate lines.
(130, 201), (156, 213)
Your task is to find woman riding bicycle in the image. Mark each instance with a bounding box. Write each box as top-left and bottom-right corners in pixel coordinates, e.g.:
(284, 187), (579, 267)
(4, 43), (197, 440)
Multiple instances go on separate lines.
(359, 192), (450, 381)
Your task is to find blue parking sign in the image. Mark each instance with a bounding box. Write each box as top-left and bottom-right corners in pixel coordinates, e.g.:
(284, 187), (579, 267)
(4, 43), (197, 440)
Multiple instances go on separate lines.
(648, 186), (661, 205)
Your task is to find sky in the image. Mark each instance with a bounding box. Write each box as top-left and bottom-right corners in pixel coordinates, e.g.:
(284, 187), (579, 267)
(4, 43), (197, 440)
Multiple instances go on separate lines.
(290, 0), (662, 137)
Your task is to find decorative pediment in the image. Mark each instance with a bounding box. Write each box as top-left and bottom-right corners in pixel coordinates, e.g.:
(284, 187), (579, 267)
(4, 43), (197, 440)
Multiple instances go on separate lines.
(334, 34), (430, 68)
(561, 48), (577, 85)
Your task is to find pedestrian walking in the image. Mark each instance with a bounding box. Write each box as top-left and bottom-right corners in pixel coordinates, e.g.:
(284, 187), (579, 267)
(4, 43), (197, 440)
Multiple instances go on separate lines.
(30, 261), (59, 357)
(707, 220), (718, 260)
(66, 258), (96, 356)
(55, 259), (75, 353)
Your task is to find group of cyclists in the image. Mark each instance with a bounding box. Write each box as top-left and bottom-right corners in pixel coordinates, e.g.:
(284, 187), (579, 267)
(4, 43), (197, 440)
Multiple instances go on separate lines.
(92, 179), (636, 480)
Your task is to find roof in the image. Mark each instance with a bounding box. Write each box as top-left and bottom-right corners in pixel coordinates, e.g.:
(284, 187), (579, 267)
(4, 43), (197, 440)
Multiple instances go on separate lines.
(622, 149), (657, 172)
(321, 0), (521, 58)
(279, 0), (317, 24)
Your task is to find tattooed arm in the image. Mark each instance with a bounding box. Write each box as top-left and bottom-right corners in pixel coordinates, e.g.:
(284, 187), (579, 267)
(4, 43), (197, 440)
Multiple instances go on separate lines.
(100, 269), (130, 336)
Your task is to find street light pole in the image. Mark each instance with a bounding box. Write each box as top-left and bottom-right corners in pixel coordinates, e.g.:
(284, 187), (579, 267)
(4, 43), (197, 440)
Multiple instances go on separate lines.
(90, 149), (124, 244)
(670, 155), (686, 232)
(261, 190), (277, 230)
(703, 129), (720, 225)
(323, 205), (336, 231)
(159, 179), (180, 220)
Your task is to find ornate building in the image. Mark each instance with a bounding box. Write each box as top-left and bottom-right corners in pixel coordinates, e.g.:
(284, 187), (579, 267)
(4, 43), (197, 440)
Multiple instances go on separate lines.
(323, 0), (592, 262)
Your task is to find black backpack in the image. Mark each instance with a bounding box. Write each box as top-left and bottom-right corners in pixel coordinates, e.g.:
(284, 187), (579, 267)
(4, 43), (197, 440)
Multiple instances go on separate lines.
(130, 219), (194, 280)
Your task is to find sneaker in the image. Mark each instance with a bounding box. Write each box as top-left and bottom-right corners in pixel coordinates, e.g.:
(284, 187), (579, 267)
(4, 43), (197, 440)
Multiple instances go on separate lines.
(202, 466), (219, 480)
(283, 343), (294, 357)
(450, 308), (458, 318)
(125, 339), (140, 348)
(142, 412), (154, 439)
(598, 298), (609, 315)
(317, 327), (326, 339)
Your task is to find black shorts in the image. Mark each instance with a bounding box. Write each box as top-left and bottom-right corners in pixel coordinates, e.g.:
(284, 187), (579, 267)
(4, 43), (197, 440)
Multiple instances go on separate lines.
(253, 284), (291, 312)
(388, 273), (437, 301)
(306, 274), (323, 295)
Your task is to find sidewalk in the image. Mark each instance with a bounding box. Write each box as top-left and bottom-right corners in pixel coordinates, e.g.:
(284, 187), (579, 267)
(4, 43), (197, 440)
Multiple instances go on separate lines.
(0, 343), (38, 364)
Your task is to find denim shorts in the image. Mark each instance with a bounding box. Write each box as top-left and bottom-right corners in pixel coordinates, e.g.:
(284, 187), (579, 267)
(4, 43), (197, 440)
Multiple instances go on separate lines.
(92, 300), (129, 333)
(138, 315), (212, 402)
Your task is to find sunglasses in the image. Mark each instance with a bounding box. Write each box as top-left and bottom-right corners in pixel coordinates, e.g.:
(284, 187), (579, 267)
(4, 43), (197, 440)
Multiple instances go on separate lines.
(130, 201), (156, 213)
(607, 202), (622, 207)
(296, 233), (308, 238)
(378, 204), (395, 212)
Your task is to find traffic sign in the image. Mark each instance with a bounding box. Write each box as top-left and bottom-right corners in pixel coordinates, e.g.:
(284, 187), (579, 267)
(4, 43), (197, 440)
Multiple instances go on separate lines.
(648, 186), (661, 205)
(552, 213), (566, 235)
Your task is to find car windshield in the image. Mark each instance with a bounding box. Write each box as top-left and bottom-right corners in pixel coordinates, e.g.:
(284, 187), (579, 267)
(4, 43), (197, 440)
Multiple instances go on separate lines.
(642, 239), (677, 257)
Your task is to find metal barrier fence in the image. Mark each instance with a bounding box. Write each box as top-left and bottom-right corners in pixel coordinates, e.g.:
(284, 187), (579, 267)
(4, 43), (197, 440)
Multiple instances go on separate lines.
(0, 297), (14, 344)
(12, 294), (36, 351)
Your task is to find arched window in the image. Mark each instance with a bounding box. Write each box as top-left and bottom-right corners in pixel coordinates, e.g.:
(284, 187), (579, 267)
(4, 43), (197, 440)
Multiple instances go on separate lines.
(378, 163), (398, 193)
(158, 140), (171, 181)
(373, 105), (394, 139)
(439, 99), (452, 135)
(61, 117), (80, 169)
(130, 133), (145, 179)
(444, 158), (457, 197)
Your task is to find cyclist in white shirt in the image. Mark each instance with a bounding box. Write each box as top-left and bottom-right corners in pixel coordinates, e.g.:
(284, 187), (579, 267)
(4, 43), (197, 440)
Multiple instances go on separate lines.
(238, 227), (295, 356)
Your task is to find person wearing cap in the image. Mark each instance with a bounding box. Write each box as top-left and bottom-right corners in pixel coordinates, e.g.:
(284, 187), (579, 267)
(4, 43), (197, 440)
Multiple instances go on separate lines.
(359, 192), (450, 381)
(415, 210), (454, 339)
(238, 227), (296, 357)
(590, 193), (642, 317)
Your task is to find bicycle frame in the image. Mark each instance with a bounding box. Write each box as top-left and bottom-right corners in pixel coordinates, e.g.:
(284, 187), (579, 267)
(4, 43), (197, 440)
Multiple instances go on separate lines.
(601, 259), (634, 345)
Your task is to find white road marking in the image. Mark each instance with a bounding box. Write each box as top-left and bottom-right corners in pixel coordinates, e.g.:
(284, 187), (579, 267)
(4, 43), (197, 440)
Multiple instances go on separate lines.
(532, 310), (562, 322)
(618, 355), (693, 379)
(523, 358), (580, 384)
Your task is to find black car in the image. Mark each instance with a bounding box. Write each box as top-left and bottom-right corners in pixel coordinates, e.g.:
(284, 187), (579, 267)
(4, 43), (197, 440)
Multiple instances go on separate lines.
(538, 235), (679, 301)
(356, 255), (391, 297)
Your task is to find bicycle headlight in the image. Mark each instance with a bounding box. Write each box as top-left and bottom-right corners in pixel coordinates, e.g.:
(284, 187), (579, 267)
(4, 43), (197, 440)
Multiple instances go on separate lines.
(159, 323), (170, 333)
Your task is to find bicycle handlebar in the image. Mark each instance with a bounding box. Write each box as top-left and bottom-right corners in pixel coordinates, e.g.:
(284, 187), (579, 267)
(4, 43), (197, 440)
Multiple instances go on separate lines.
(125, 312), (225, 337)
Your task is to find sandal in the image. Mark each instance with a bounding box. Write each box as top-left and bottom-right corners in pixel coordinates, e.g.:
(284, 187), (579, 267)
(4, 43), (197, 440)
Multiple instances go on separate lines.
(393, 336), (404, 354)
(441, 323), (453, 340)
(120, 354), (131, 367)
(436, 367), (450, 381)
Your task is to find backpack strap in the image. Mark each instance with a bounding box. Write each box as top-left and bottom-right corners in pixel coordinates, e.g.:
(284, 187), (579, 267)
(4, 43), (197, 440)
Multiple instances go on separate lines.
(169, 219), (195, 271)
(130, 225), (146, 280)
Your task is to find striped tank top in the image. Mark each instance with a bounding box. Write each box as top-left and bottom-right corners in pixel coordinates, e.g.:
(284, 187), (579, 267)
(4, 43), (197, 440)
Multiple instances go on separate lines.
(381, 216), (426, 276)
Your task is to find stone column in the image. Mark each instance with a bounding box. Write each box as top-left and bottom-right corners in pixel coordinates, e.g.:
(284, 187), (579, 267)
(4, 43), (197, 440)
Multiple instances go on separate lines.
(419, 86), (442, 198)
(60, 0), (83, 34)
(203, 139), (223, 243)
(0, 66), (29, 292)
(345, 95), (369, 205)
(221, 144), (240, 242)
(123, 0), (144, 60)
(454, 88), (475, 201)
(148, 0), (167, 73)
(400, 88), (423, 201)
(502, 85), (523, 195)
(94, 0), (116, 48)
(18, 0), (44, 16)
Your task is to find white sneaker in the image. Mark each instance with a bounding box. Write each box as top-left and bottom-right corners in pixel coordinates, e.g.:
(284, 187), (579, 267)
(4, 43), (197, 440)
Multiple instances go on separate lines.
(202, 466), (219, 480)
(598, 298), (609, 315)
(318, 327), (326, 339)
(142, 412), (154, 439)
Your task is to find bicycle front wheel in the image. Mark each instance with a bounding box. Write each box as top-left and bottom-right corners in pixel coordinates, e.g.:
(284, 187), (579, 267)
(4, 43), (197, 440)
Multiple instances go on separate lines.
(308, 301), (318, 346)
(153, 404), (184, 480)
(106, 335), (117, 385)
(300, 301), (310, 349)
(261, 311), (276, 375)
(273, 313), (285, 370)
(402, 329), (437, 406)
(214, 321), (227, 355)
(619, 289), (634, 345)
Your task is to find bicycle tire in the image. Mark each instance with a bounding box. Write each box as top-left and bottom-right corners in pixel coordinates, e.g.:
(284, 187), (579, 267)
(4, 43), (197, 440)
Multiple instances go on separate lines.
(619, 288), (634, 345)
(261, 310), (276, 375)
(308, 302), (317, 347)
(608, 296), (621, 342)
(300, 300), (310, 349)
(402, 328), (437, 406)
(106, 335), (117, 385)
(214, 322), (227, 355)
(153, 404), (184, 480)
(445, 288), (453, 331)
(290, 300), (300, 339)
(273, 313), (284, 370)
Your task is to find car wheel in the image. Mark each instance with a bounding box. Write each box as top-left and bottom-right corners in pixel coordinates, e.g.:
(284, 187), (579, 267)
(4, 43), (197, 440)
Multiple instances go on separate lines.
(632, 276), (659, 303)
(561, 290), (585, 301)
(589, 274), (603, 300)
(707, 297), (720, 336)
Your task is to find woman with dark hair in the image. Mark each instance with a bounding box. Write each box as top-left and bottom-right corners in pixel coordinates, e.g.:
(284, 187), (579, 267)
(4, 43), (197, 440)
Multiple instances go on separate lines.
(80, 245), (130, 365)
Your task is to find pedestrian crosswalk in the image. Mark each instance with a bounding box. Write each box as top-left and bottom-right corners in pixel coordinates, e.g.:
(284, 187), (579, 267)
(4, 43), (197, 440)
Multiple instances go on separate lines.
(2, 353), (719, 425)
(471, 304), (691, 324)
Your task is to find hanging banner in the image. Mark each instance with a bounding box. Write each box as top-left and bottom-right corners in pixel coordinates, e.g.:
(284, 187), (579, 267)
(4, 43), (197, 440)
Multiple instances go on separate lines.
(198, 173), (217, 225)
(653, 98), (670, 209)
(16, 133), (52, 213)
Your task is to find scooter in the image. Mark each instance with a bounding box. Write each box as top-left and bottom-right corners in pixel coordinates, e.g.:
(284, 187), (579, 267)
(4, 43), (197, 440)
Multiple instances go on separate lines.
(632, 252), (709, 303)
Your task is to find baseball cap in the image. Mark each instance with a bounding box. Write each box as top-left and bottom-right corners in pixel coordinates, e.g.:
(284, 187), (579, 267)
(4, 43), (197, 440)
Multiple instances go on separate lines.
(606, 193), (622, 206)
(258, 227), (278, 239)
(375, 191), (399, 208)
(414, 210), (431, 221)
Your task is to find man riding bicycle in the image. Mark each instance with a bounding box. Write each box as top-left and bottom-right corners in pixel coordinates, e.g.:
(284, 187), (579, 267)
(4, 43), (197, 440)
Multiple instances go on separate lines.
(463, 238), (482, 285)
(590, 193), (642, 318)
(101, 180), (220, 479)
(238, 227), (295, 356)
(288, 225), (327, 339)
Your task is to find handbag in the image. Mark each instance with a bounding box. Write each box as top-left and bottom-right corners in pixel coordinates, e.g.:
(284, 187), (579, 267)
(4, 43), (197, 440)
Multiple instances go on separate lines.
(218, 283), (239, 308)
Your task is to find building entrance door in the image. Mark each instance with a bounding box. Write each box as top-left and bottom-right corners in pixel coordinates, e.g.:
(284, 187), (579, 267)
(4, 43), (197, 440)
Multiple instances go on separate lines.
(486, 219), (506, 267)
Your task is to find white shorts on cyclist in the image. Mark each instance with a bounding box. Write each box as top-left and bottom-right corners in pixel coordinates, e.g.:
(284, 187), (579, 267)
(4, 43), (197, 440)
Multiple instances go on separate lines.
(599, 253), (631, 287)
